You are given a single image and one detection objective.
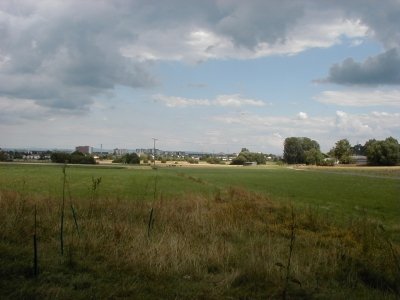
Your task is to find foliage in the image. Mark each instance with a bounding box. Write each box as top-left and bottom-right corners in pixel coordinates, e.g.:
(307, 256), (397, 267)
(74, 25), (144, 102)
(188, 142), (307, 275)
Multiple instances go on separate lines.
(283, 137), (321, 164)
(113, 153), (140, 164)
(70, 151), (96, 164)
(332, 139), (353, 164)
(125, 153), (140, 164)
(304, 148), (323, 165)
(352, 143), (366, 156)
(365, 137), (400, 166)
(206, 156), (222, 164)
(231, 155), (247, 165)
(50, 151), (96, 164)
(186, 157), (199, 164)
(231, 149), (267, 165)
(318, 158), (335, 166)
(139, 153), (149, 161)
(0, 150), (12, 161)
(50, 152), (71, 163)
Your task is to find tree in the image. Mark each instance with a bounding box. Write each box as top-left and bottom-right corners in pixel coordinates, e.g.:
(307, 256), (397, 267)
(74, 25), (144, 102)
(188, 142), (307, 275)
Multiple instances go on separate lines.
(352, 143), (366, 155)
(304, 148), (323, 165)
(50, 152), (70, 163)
(125, 153), (140, 164)
(70, 151), (96, 164)
(283, 137), (321, 164)
(332, 139), (352, 164)
(231, 155), (247, 165)
(365, 137), (400, 166)
(230, 149), (267, 165)
(50, 151), (96, 164)
(0, 150), (11, 161)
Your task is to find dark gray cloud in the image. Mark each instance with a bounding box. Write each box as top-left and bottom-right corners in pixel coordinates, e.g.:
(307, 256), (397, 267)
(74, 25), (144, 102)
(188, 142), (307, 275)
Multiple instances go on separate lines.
(326, 48), (400, 85)
(215, 0), (305, 48)
(0, 1), (156, 112)
(318, 0), (400, 85)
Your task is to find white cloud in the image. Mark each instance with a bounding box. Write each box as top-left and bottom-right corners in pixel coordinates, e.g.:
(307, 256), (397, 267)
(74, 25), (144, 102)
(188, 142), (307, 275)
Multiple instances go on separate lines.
(153, 94), (266, 108)
(297, 112), (308, 120)
(214, 94), (266, 107)
(121, 17), (368, 63)
(335, 110), (372, 136)
(152, 94), (210, 108)
(213, 110), (400, 152)
(315, 89), (400, 107)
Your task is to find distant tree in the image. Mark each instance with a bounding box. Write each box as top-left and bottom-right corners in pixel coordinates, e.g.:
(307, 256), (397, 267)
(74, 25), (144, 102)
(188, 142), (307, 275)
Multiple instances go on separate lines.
(365, 137), (400, 166)
(12, 151), (23, 159)
(304, 148), (323, 165)
(351, 144), (366, 156)
(283, 137), (321, 164)
(186, 157), (199, 164)
(230, 155), (246, 165)
(283, 138), (303, 164)
(50, 152), (70, 163)
(206, 157), (221, 164)
(70, 151), (96, 164)
(230, 149), (267, 165)
(125, 153), (140, 164)
(332, 139), (352, 164)
(50, 151), (95, 164)
(0, 150), (11, 161)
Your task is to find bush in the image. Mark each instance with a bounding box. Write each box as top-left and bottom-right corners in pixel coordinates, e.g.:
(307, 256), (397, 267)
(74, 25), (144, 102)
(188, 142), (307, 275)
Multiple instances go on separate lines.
(206, 157), (221, 164)
(113, 153), (140, 164)
(0, 151), (12, 162)
(230, 155), (246, 165)
(318, 159), (335, 166)
(50, 152), (71, 163)
(186, 158), (199, 164)
(50, 151), (96, 164)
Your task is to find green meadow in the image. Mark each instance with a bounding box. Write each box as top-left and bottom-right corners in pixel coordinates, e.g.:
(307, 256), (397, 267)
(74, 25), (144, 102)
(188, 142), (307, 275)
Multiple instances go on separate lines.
(0, 163), (399, 299)
(1, 163), (398, 226)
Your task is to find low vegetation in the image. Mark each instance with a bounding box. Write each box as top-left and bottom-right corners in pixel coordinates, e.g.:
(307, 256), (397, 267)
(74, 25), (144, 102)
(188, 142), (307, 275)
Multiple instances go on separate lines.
(50, 151), (96, 164)
(0, 164), (399, 299)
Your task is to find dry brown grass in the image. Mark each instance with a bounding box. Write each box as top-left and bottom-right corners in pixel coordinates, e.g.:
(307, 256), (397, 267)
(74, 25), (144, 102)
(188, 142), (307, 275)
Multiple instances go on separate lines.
(0, 185), (399, 299)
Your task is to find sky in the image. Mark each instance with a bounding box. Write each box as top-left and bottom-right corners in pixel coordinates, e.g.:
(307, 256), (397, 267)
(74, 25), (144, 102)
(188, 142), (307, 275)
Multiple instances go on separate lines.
(1, 0), (400, 154)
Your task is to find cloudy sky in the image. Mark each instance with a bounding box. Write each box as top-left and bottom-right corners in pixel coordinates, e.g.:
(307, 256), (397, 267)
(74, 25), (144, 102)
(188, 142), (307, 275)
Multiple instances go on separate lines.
(1, 0), (400, 154)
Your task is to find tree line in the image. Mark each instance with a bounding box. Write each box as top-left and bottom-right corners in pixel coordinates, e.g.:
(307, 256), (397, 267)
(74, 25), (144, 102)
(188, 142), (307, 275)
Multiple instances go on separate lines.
(1, 136), (398, 166)
(283, 136), (400, 166)
(50, 151), (96, 164)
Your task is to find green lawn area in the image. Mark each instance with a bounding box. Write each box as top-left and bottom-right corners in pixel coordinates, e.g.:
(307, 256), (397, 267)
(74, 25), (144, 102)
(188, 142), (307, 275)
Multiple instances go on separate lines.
(0, 163), (399, 227)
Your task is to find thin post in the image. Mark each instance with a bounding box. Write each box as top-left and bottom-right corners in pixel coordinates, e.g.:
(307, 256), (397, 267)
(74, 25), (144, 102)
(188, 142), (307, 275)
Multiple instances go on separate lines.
(33, 205), (38, 276)
(152, 138), (158, 166)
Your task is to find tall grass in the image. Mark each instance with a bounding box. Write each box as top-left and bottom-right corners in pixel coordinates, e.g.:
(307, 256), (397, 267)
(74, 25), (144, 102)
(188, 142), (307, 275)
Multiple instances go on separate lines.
(0, 181), (399, 299)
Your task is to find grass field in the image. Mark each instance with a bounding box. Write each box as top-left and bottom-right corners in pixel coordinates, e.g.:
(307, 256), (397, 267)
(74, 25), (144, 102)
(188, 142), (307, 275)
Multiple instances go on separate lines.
(0, 163), (399, 299)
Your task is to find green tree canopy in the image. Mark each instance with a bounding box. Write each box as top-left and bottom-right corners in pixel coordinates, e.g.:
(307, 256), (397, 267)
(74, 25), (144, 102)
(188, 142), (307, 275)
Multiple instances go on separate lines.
(332, 139), (352, 164)
(50, 151), (95, 164)
(231, 149), (267, 165)
(124, 153), (140, 164)
(283, 137), (321, 164)
(365, 137), (400, 166)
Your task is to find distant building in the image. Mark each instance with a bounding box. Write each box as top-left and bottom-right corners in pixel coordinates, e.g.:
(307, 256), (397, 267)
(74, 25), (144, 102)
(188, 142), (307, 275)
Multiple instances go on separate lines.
(114, 148), (128, 156)
(75, 146), (92, 154)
